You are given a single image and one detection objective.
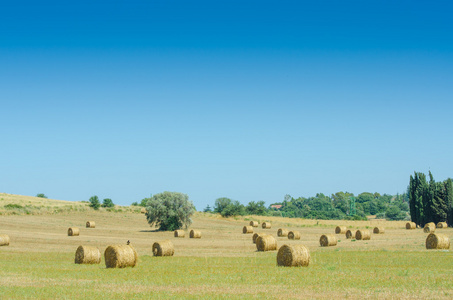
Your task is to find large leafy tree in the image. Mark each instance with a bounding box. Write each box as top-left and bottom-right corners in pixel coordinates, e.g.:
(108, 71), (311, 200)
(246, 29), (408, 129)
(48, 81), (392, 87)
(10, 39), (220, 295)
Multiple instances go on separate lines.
(144, 192), (195, 231)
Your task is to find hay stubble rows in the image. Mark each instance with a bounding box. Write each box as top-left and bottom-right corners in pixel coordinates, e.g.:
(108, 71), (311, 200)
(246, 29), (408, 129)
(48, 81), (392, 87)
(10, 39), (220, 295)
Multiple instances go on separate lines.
(1, 194), (452, 299)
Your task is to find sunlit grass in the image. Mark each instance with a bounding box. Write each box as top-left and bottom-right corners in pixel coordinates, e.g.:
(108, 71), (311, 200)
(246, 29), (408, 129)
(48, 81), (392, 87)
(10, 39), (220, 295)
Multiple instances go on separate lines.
(1, 250), (452, 299)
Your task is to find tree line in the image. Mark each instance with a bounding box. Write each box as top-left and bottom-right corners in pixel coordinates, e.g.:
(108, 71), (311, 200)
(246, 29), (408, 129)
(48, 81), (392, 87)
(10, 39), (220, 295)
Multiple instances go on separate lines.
(205, 191), (410, 221)
(409, 171), (452, 227)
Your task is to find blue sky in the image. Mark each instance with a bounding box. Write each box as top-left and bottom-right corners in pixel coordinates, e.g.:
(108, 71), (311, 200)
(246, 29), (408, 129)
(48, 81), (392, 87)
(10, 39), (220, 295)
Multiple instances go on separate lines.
(1, 1), (452, 209)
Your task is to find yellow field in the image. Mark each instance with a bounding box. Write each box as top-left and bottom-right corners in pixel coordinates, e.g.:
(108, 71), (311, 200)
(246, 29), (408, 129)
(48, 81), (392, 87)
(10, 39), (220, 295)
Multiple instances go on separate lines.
(0, 193), (452, 299)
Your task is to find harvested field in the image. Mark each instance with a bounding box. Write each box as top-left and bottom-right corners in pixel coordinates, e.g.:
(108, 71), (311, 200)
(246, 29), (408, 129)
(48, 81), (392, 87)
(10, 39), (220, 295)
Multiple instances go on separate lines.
(0, 194), (453, 299)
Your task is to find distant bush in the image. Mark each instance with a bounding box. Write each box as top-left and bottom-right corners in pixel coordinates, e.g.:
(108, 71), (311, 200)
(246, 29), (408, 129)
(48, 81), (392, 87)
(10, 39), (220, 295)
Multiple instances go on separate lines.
(102, 198), (114, 208)
(89, 196), (101, 210)
(4, 203), (23, 209)
(36, 193), (48, 198)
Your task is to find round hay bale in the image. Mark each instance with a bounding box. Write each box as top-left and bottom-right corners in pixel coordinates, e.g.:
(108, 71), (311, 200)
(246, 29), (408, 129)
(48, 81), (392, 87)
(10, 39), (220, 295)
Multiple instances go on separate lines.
(423, 223), (436, 233)
(277, 228), (289, 237)
(287, 231), (301, 240)
(86, 221), (95, 228)
(426, 233), (450, 250)
(345, 230), (356, 239)
(335, 226), (347, 234)
(406, 222), (416, 229)
(0, 234), (10, 246)
(436, 222), (448, 228)
(190, 230), (201, 239)
(256, 235), (277, 251)
(174, 230), (185, 238)
(74, 245), (101, 264)
(355, 230), (371, 240)
(262, 222), (271, 229)
(140, 207), (146, 214)
(319, 234), (337, 247)
(249, 221), (259, 227)
(277, 244), (310, 267)
(104, 244), (138, 268)
(252, 233), (263, 244)
(243, 226), (253, 234)
(373, 227), (385, 234)
(152, 240), (175, 256)
(68, 227), (80, 236)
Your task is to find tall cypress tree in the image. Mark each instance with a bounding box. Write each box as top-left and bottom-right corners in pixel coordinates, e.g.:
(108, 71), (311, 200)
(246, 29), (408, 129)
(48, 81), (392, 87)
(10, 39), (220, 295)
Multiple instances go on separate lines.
(409, 175), (416, 222)
(415, 172), (427, 226)
(445, 178), (453, 227)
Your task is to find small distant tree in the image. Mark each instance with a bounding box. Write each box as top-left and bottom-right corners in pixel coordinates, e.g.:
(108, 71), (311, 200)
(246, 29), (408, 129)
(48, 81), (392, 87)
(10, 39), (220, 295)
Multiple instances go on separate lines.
(203, 204), (212, 213)
(89, 195), (101, 210)
(36, 193), (47, 198)
(102, 198), (114, 208)
(140, 198), (149, 207)
(144, 191), (195, 231)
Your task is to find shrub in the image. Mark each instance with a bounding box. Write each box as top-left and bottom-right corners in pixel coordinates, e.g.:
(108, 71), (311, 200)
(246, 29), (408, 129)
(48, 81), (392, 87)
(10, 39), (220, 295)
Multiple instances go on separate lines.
(89, 196), (101, 210)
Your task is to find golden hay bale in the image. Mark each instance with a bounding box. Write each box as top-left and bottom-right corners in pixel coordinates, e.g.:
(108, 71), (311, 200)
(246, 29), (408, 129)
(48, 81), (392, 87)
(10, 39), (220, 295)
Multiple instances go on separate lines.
(436, 222), (448, 228)
(250, 221), (259, 227)
(423, 223), (436, 233)
(174, 230), (185, 238)
(104, 244), (138, 268)
(277, 228), (289, 237)
(319, 234), (337, 247)
(190, 230), (201, 238)
(262, 222), (271, 229)
(355, 230), (371, 240)
(335, 226), (347, 234)
(0, 234), (10, 246)
(277, 244), (310, 267)
(243, 226), (253, 234)
(406, 222), (416, 229)
(426, 233), (450, 250)
(373, 227), (385, 234)
(288, 231), (301, 240)
(141, 207), (146, 214)
(68, 227), (80, 236)
(345, 230), (356, 239)
(256, 235), (277, 251)
(252, 233), (263, 244)
(74, 245), (101, 264)
(152, 240), (175, 256)
(86, 221), (95, 228)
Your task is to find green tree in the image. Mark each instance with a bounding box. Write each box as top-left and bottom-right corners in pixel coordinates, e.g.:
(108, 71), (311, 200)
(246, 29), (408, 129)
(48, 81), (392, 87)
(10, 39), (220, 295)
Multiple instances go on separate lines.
(221, 200), (245, 217)
(214, 197), (232, 214)
(144, 191), (195, 231)
(445, 178), (453, 226)
(246, 201), (268, 215)
(385, 205), (406, 221)
(102, 198), (114, 208)
(36, 193), (47, 198)
(89, 195), (101, 210)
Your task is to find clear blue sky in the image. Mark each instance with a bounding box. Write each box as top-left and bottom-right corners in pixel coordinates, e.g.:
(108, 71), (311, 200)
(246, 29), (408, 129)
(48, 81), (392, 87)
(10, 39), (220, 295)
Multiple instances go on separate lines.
(1, 1), (452, 209)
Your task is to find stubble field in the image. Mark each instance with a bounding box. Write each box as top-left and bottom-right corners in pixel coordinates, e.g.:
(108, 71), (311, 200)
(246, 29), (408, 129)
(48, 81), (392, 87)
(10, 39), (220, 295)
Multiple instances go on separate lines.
(0, 193), (452, 299)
